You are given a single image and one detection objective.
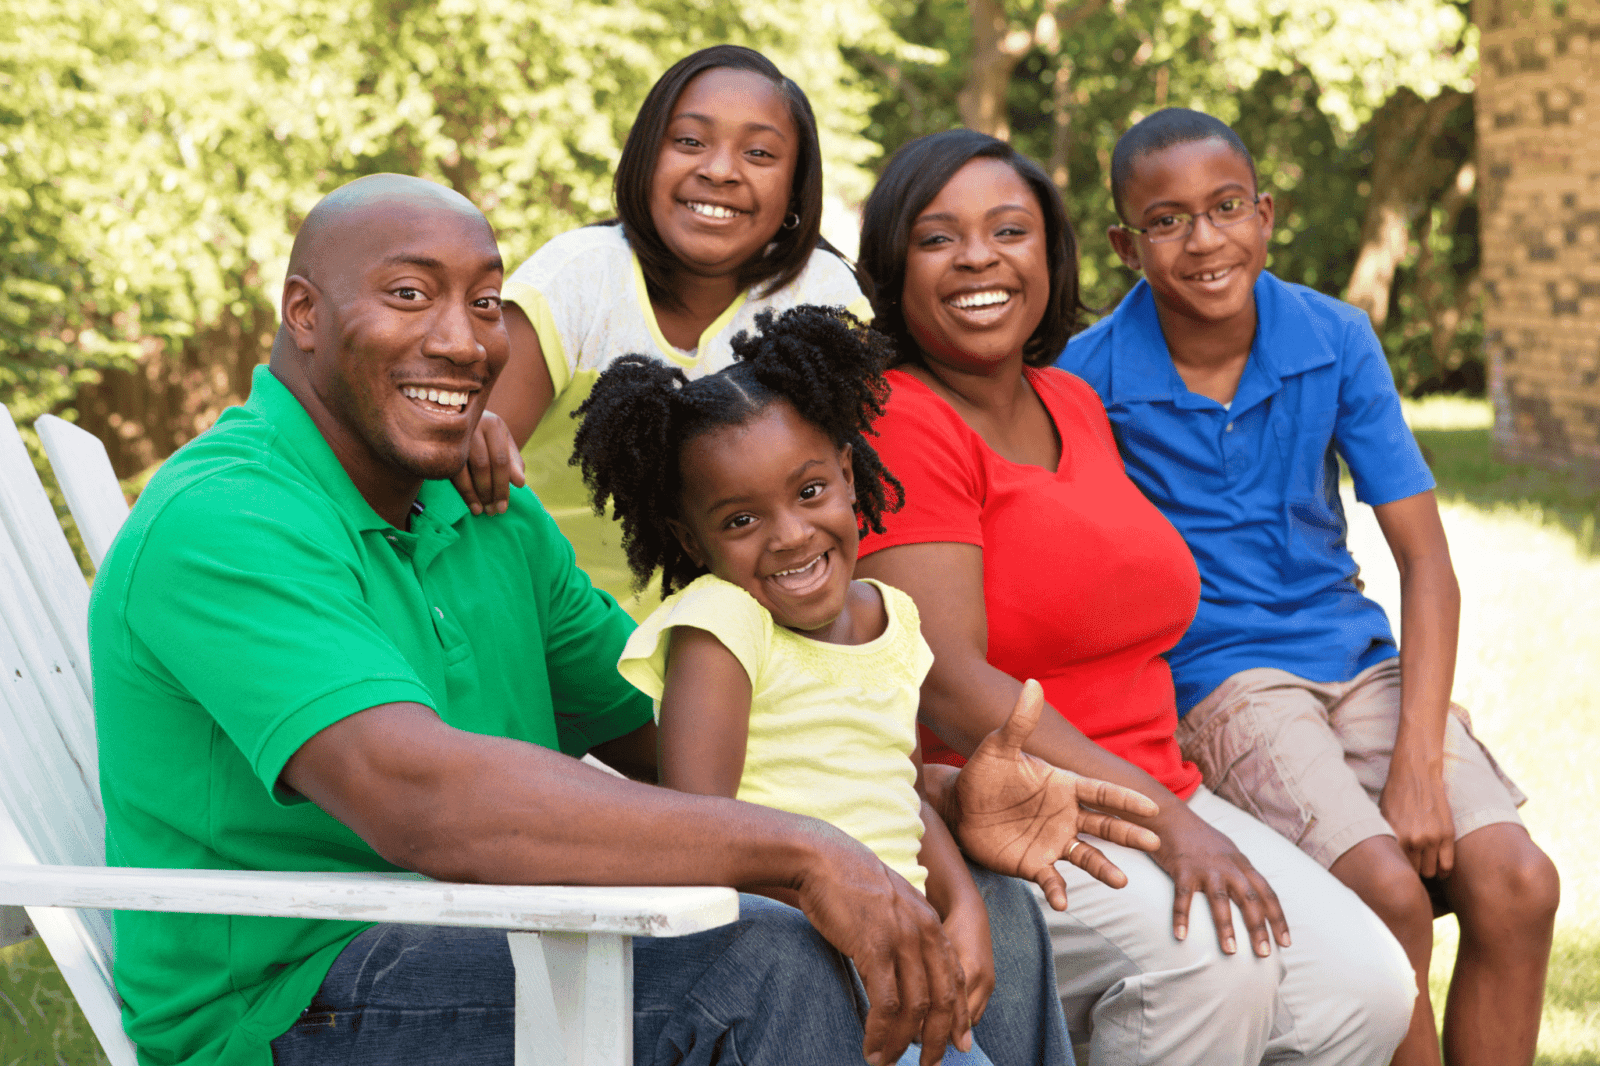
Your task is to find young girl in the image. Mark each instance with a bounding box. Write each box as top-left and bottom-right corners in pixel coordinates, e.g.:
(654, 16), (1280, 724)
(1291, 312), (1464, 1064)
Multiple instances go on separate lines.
(574, 306), (1001, 1066)
(455, 45), (869, 614)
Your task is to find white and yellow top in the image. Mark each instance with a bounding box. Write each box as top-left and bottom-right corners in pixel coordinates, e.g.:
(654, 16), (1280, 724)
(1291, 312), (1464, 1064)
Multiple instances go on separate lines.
(502, 225), (870, 616)
(617, 574), (933, 891)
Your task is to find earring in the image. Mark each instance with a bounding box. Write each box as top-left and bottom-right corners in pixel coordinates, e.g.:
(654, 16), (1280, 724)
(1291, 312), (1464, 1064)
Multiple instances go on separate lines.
(782, 212), (800, 230)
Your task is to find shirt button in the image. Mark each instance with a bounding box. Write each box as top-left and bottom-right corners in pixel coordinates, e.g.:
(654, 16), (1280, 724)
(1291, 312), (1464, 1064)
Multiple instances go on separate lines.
(1226, 422), (1235, 433)
(385, 534), (398, 544)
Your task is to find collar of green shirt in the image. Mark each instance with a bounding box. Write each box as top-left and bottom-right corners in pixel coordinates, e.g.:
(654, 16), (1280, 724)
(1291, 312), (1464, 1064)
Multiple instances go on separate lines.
(243, 364), (470, 550)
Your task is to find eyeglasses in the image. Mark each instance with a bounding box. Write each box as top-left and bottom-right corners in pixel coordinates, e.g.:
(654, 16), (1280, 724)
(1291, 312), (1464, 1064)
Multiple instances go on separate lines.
(1120, 196), (1261, 244)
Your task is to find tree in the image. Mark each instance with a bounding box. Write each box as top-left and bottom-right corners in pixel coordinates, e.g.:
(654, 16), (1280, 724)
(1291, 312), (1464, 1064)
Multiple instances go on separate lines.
(1, 0), (902, 477)
(854, 0), (1483, 393)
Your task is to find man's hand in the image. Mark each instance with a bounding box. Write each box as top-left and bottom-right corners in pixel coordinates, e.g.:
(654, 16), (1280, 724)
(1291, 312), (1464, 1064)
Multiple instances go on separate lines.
(1154, 805), (1291, 957)
(793, 852), (973, 1066)
(946, 679), (1162, 911)
(451, 410), (525, 515)
(1380, 744), (1456, 878)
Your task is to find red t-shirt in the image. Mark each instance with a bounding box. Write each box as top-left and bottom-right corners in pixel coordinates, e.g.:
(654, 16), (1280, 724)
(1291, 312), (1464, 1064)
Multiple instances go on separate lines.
(861, 366), (1203, 799)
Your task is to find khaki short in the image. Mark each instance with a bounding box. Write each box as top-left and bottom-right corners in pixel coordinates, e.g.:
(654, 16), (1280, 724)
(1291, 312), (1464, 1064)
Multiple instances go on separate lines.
(1175, 659), (1526, 869)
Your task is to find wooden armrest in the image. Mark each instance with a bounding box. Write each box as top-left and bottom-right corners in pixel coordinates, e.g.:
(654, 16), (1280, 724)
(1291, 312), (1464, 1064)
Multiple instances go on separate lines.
(0, 865), (738, 937)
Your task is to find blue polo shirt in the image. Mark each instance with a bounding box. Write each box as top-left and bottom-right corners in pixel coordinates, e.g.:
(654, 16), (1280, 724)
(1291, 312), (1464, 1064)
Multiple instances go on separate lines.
(1057, 273), (1434, 713)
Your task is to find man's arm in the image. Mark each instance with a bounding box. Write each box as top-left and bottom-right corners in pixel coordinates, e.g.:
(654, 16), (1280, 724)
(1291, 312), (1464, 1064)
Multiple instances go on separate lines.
(282, 701), (973, 1066)
(1372, 490), (1460, 879)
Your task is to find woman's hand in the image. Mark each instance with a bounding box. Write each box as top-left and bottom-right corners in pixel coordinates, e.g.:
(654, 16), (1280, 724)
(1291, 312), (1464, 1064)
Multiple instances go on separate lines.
(943, 680), (1162, 911)
(1152, 804), (1291, 956)
(451, 410), (526, 515)
(941, 897), (995, 1026)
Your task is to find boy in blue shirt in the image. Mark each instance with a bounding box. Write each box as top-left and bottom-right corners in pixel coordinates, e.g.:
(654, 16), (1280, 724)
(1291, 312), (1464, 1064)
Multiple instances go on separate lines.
(1057, 108), (1557, 1066)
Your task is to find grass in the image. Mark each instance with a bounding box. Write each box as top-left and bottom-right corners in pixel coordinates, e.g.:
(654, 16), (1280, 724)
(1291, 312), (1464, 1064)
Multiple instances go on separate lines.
(3, 397), (1596, 1064)
(1348, 396), (1600, 1065)
(0, 939), (108, 1066)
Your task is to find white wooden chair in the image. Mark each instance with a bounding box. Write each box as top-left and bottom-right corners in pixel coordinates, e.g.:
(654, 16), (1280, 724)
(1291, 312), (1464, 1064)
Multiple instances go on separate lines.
(34, 413), (130, 570)
(0, 405), (738, 1066)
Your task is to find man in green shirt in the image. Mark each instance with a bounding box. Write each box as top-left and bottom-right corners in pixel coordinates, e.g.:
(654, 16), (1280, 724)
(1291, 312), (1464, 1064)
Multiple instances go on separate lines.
(90, 174), (1140, 1066)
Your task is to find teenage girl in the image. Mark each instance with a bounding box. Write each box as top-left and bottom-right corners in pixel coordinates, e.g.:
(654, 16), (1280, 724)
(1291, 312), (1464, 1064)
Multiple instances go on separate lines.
(572, 305), (1151, 1066)
(454, 45), (868, 614)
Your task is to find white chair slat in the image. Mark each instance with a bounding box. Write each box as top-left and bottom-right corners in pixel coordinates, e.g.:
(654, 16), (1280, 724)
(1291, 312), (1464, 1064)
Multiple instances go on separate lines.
(0, 865), (737, 936)
(0, 406), (94, 698)
(0, 793), (130, 1062)
(0, 544), (108, 871)
(35, 414), (130, 572)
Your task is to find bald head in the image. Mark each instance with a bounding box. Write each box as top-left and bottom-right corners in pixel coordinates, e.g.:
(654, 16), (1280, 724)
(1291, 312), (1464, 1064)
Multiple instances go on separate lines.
(288, 174), (489, 287)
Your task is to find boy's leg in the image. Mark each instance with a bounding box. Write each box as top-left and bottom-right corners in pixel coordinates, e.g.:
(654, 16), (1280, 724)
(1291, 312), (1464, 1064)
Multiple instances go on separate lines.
(270, 894), (877, 1066)
(1333, 667), (1558, 1066)
(1178, 667), (1441, 1066)
(1437, 823), (1558, 1066)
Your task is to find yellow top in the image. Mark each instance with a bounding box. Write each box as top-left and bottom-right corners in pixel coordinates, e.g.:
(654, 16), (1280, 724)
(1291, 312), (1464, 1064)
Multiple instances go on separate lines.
(618, 574), (933, 891)
(502, 225), (872, 617)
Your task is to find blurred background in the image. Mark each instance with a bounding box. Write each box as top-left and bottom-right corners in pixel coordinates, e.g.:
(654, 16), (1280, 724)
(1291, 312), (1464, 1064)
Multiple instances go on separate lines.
(3, 0), (1490, 481)
(2, 0), (1597, 1062)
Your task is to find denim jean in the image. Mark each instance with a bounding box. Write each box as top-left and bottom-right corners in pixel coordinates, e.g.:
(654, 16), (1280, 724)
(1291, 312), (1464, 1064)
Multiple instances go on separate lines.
(270, 863), (1072, 1066)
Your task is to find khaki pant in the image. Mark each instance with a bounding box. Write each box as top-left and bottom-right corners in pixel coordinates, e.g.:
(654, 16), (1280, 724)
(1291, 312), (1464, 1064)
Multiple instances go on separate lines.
(1176, 659), (1526, 869)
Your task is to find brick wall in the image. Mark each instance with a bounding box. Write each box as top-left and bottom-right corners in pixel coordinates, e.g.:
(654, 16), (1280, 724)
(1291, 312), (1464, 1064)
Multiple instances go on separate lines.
(1477, 0), (1600, 479)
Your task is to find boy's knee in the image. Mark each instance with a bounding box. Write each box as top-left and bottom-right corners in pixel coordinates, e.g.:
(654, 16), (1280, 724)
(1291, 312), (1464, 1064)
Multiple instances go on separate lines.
(1456, 840), (1560, 931)
(1335, 842), (1434, 938)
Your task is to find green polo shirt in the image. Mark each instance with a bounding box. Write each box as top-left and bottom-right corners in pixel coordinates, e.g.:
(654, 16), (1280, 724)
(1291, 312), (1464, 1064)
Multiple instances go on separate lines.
(89, 364), (652, 1066)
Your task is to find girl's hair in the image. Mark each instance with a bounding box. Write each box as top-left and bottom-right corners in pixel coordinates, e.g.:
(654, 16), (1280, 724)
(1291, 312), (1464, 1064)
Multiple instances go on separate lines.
(857, 129), (1088, 368)
(612, 45), (828, 311)
(573, 305), (903, 598)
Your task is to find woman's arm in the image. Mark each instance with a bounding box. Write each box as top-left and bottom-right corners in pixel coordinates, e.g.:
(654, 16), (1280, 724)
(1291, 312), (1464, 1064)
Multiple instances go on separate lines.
(453, 302), (554, 514)
(857, 542), (1292, 957)
(1372, 489), (1459, 879)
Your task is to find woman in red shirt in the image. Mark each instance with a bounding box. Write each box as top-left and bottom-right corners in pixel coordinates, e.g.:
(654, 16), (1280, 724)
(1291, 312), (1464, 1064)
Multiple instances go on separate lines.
(854, 130), (1413, 1066)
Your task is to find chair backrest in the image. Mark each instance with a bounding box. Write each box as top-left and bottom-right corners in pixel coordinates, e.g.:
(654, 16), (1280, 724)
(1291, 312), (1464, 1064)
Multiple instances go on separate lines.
(35, 414), (130, 571)
(0, 404), (133, 1064)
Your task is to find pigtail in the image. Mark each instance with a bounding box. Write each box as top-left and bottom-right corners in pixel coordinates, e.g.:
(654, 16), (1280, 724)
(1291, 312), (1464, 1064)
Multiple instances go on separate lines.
(571, 355), (698, 593)
(729, 306), (905, 533)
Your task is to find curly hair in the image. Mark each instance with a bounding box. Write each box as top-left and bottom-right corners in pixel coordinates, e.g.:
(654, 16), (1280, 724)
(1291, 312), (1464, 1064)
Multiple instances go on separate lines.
(572, 305), (904, 598)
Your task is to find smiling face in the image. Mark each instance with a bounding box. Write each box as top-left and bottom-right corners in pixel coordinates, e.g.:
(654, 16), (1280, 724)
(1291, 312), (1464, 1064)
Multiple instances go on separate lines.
(900, 157), (1051, 374)
(647, 67), (799, 280)
(1108, 137), (1274, 331)
(281, 189), (509, 513)
(669, 401), (859, 636)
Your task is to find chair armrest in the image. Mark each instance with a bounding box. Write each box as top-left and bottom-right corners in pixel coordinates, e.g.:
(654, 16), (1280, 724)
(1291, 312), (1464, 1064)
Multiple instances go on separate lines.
(0, 865), (738, 937)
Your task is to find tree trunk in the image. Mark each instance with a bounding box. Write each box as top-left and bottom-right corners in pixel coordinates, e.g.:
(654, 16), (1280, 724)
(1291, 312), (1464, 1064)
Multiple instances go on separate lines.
(1343, 89), (1468, 331)
(71, 296), (274, 479)
(958, 0), (1034, 138)
(1039, 0), (1108, 191)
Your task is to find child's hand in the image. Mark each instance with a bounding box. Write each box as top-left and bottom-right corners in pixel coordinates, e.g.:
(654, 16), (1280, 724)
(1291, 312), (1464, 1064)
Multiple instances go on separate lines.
(952, 680), (1162, 910)
(942, 900), (995, 1025)
(451, 410), (526, 515)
